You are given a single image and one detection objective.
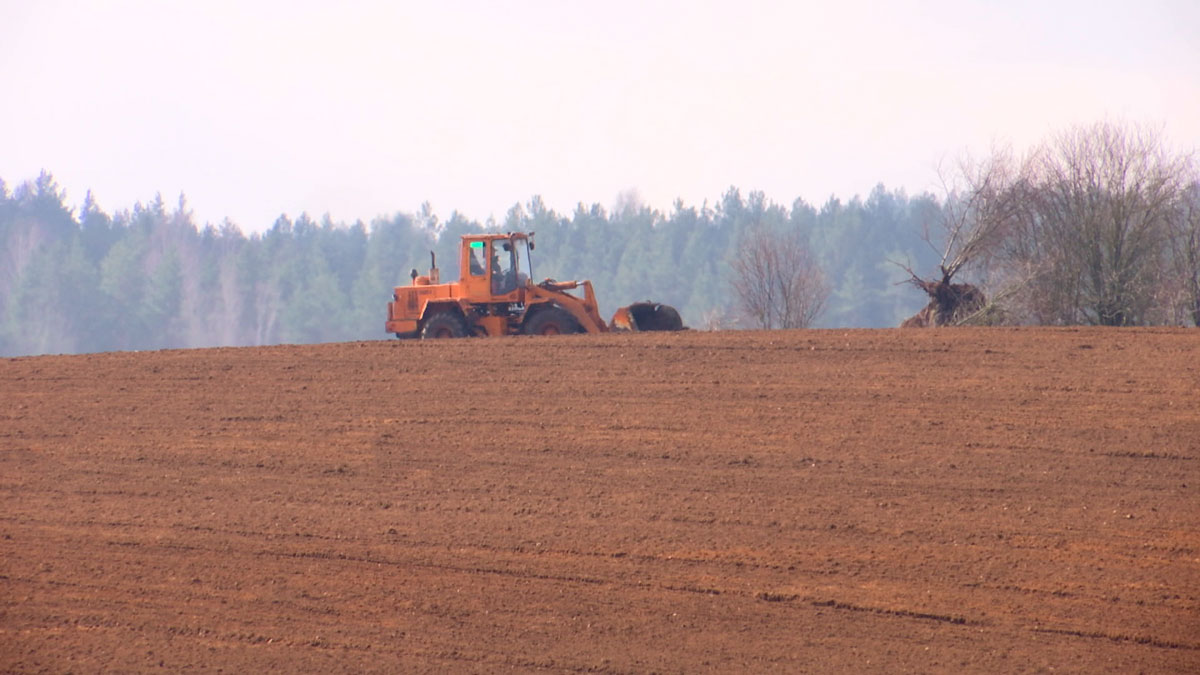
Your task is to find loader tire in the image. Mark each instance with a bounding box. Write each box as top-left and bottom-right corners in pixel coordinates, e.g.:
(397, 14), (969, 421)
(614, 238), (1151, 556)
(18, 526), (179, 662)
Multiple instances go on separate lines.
(421, 312), (468, 339)
(523, 306), (582, 336)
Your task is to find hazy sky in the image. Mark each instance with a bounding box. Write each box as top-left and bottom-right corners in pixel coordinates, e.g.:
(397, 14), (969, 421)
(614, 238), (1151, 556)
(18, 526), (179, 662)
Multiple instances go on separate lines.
(3, 0), (1198, 232)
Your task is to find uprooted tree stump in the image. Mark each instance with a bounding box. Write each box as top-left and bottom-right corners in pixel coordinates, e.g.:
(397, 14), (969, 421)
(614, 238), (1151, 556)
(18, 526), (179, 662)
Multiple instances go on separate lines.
(901, 273), (987, 328)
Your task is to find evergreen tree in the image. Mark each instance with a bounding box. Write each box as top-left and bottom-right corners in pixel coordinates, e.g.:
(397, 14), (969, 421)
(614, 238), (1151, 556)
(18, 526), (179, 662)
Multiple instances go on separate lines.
(1, 169), (978, 353)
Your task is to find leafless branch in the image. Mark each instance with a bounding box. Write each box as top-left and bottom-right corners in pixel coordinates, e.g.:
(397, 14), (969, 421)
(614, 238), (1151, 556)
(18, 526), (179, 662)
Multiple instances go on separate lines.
(730, 226), (828, 330)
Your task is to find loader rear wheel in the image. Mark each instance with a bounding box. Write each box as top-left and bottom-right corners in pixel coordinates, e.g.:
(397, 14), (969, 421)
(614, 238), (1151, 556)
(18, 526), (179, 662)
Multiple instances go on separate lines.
(421, 312), (468, 339)
(523, 306), (582, 336)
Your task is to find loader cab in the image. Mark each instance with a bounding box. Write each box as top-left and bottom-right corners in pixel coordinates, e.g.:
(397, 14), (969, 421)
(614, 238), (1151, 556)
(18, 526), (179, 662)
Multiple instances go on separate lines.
(461, 234), (531, 301)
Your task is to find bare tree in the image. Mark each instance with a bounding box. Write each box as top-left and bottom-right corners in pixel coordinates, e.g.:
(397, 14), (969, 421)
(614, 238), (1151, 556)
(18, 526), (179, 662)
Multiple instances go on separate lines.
(901, 122), (1196, 327)
(730, 226), (828, 329)
(1164, 181), (1200, 326)
(1013, 122), (1191, 326)
(899, 148), (1023, 327)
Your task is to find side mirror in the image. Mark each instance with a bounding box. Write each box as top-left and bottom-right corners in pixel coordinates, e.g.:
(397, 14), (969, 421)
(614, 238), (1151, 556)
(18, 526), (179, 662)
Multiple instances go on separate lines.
(410, 268), (418, 281)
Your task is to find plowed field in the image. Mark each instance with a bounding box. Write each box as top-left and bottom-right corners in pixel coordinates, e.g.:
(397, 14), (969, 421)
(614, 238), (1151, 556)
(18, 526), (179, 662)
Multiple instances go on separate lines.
(2, 328), (1199, 673)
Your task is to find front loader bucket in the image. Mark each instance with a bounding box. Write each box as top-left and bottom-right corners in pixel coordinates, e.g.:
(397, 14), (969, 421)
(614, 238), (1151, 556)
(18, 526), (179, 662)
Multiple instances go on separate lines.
(611, 302), (684, 332)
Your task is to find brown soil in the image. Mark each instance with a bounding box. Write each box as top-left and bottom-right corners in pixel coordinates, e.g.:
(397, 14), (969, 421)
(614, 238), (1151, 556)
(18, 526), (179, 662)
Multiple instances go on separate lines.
(2, 328), (1198, 673)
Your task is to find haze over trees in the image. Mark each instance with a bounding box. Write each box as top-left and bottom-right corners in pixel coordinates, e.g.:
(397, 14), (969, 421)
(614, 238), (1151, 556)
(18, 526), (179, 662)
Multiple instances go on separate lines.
(0, 176), (939, 356)
(1, 121), (1195, 356)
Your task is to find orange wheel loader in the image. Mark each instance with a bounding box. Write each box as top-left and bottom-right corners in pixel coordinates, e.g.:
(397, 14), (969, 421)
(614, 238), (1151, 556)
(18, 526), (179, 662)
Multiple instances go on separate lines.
(385, 232), (683, 338)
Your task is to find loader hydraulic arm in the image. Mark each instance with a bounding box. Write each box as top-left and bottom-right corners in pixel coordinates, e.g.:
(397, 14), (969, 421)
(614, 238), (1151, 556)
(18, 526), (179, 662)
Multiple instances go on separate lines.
(529, 279), (608, 333)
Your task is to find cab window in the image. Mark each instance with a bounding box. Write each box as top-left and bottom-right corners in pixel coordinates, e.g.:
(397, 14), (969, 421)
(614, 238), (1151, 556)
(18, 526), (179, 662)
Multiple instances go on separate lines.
(468, 242), (487, 276)
(491, 241), (516, 294)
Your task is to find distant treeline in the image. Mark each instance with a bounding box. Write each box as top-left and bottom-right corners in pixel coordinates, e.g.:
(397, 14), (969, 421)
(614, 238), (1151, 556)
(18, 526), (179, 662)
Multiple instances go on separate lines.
(1, 172), (942, 356)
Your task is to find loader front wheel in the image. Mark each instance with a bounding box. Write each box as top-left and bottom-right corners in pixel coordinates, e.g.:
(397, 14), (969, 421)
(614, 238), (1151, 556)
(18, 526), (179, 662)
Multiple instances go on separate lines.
(523, 306), (582, 336)
(421, 312), (468, 339)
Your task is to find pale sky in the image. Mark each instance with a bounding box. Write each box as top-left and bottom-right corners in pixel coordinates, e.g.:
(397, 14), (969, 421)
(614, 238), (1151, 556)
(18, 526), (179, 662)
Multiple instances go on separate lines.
(2, 0), (1198, 232)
